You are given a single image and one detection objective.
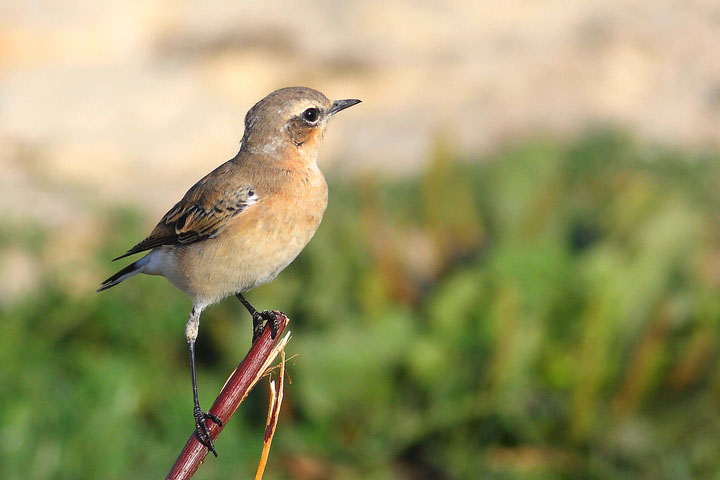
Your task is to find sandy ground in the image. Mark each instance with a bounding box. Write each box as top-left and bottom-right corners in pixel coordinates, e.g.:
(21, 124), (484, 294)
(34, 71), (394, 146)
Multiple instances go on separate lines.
(1, 0), (719, 223)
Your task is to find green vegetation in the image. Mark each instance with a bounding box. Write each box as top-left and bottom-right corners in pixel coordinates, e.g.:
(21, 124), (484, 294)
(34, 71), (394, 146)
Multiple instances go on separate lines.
(2, 131), (720, 479)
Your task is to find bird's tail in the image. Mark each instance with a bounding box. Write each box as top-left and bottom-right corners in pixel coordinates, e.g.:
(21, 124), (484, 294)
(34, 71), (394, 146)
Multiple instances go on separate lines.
(97, 258), (145, 292)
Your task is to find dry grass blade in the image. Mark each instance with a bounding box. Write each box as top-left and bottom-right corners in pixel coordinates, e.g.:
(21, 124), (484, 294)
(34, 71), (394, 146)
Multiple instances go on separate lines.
(254, 349), (286, 480)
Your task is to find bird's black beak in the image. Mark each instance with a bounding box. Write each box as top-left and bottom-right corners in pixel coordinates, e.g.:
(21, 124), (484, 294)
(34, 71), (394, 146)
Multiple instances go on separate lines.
(328, 99), (361, 116)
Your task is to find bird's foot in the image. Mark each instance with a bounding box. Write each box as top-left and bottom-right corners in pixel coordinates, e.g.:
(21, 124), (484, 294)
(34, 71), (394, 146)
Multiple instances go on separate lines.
(252, 310), (280, 343)
(193, 405), (222, 457)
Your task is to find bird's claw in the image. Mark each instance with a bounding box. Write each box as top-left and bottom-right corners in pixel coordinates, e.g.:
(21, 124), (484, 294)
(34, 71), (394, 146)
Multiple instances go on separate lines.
(252, 310), (280, 343)
(193, 405), (222, 457)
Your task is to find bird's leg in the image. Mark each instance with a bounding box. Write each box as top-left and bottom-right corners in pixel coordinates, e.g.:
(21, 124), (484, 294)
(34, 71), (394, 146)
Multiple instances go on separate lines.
(235, 293), (279, 343)
(185, 305), (222, 457)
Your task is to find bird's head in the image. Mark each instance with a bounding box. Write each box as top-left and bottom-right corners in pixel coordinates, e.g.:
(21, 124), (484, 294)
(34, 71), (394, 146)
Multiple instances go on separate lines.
(241, 86), (360, 163)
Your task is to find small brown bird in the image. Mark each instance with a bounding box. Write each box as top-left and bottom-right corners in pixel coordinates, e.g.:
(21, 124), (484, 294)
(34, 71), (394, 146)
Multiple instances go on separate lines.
(98, 86), (360, 455)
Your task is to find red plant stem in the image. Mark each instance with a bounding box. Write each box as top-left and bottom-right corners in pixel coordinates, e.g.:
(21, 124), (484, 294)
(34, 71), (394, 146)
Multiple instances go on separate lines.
(166, 313), (289, 480)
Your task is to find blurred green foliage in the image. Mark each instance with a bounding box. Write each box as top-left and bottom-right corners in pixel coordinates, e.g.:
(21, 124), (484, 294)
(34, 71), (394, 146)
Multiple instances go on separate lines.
(2, 131), (720, 479)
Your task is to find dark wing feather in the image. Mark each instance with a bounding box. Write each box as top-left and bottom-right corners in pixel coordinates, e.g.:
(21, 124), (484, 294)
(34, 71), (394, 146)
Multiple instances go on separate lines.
(113, 162), (257, 261)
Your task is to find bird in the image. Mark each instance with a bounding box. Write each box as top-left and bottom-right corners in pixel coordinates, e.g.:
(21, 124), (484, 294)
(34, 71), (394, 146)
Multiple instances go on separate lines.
(97, 86), (360, 456)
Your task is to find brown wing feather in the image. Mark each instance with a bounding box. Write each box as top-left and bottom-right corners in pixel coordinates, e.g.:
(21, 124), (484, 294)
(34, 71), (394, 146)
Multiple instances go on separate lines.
(113, 161), (257, 261)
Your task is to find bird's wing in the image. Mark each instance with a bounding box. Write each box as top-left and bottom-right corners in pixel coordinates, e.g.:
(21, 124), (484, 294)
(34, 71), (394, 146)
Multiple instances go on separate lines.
(113, 162), (258, 261)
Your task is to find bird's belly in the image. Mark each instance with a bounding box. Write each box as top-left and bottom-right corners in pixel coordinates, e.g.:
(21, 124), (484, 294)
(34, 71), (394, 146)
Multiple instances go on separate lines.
(173, 197), (324, 305)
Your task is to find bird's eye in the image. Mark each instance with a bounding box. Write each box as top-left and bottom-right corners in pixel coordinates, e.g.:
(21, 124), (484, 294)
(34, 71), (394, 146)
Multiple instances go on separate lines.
(303, 108), (319, 123)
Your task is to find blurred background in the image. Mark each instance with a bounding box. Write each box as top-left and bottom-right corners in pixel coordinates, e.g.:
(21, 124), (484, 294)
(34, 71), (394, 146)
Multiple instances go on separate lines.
(2, 1), (720, 479)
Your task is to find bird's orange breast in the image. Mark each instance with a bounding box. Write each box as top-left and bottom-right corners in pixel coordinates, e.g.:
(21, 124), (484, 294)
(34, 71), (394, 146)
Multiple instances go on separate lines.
(173, 163), (328, 304)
